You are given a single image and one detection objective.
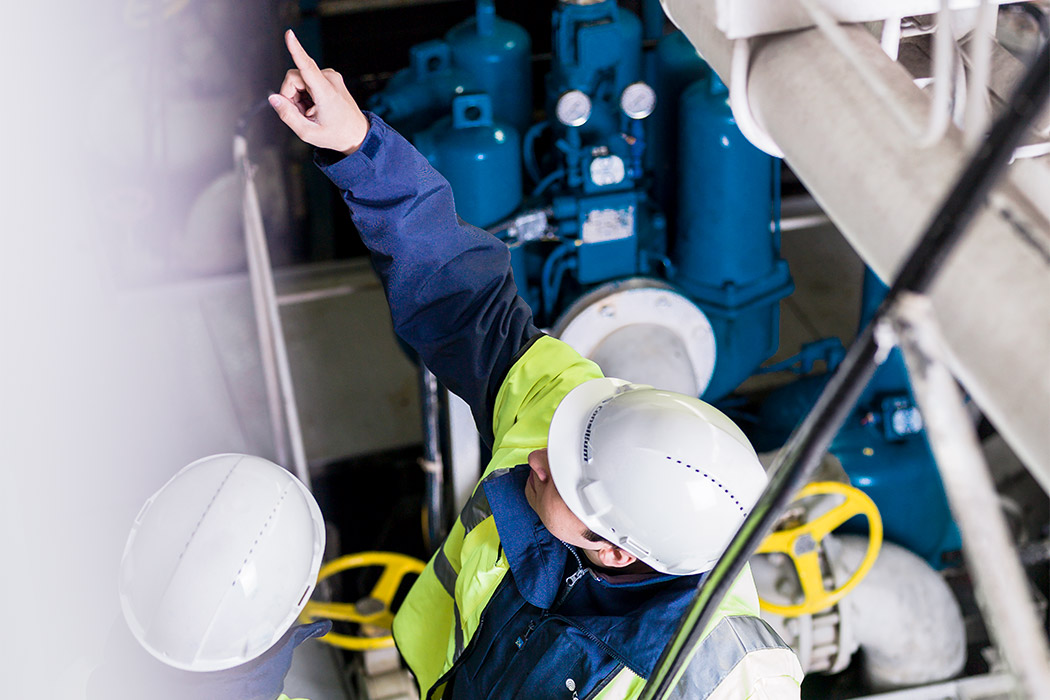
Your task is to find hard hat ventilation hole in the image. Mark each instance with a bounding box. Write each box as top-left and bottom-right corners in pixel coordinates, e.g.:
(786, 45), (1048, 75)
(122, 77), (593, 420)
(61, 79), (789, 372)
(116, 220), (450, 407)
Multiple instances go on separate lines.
(667, 456), (746, 513)
(582, 402), (606, 463)
(178, 461), (239, 567)
(230, 485), (291, 587)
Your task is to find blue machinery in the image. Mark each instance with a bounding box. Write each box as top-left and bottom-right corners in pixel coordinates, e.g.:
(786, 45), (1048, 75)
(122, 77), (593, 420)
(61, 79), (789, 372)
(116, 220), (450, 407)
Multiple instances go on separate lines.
(363, 0), (960, 569)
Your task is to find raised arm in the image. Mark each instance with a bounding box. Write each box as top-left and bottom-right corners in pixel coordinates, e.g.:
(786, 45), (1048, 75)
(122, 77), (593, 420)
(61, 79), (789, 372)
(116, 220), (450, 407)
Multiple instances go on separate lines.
(270, 30), (539, 444)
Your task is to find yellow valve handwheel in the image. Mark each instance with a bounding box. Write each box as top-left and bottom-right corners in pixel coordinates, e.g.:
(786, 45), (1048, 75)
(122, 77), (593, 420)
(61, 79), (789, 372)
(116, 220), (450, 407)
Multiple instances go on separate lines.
(756, 481), (883, 617)
(299, 551), (425, 651)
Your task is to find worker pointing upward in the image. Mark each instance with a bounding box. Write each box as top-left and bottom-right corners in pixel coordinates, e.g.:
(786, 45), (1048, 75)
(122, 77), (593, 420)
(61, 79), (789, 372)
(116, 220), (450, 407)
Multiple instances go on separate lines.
(270, 29), (803, 699)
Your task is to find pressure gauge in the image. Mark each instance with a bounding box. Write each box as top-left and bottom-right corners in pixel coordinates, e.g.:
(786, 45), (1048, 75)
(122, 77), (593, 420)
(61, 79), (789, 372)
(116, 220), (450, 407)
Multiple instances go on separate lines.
(589, 154), (626, 187)
(556, 90), (592, 127)
(620, 82), (657, 120)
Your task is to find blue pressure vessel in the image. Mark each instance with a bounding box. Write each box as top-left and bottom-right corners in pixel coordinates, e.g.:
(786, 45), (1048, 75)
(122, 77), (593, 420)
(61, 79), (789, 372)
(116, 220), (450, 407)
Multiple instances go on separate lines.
(651, 31), (709, 229)
(677, 73), (776, 285)
(368, 40), (478, 138)
(675, 72), (792, 400)
(414, 94), (522, 228)
(446, 0), (532, 134)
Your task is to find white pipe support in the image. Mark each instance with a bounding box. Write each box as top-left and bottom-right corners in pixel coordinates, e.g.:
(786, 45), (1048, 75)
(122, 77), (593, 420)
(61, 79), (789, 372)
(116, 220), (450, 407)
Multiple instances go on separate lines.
(891, 292), (1050, 698)
(795, 0), (953, 147)
(880, 17), (902, 60)
(660, 0), (1050, 485)
(961, 0), (997, 150)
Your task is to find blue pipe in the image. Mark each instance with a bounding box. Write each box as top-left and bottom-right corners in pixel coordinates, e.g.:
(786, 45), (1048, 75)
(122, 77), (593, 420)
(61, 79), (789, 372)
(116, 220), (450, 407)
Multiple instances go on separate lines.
(541, 242), (577, 319)
(523, 121), (549, 184)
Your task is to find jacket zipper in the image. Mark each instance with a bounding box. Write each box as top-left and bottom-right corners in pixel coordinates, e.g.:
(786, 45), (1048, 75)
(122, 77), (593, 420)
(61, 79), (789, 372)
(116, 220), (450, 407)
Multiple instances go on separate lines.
(554, 544), (591, 608)
(520, 554), (588, 649)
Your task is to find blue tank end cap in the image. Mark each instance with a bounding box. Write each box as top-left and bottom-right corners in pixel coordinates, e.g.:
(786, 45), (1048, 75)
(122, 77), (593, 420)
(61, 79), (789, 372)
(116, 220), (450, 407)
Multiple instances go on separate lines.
(453, 94), (494, 129)
(410, 40), (452, 79)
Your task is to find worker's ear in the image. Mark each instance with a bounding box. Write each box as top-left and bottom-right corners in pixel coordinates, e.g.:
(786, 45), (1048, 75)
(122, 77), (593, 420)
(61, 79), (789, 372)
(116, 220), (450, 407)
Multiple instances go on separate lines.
(595, 543), (637, 569)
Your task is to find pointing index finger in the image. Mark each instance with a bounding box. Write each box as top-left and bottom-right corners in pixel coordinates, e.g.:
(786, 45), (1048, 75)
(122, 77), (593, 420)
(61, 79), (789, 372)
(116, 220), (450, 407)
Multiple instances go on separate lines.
(285, 30), (330, 95)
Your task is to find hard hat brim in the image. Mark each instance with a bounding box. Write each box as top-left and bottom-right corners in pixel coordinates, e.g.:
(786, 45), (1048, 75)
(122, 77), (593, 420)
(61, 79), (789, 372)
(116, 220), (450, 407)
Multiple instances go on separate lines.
(547, 377), (630, 534)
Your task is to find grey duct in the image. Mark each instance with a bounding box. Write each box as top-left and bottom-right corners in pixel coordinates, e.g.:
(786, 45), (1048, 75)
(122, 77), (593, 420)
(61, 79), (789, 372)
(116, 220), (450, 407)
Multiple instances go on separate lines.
(659, 0), (1050, 485)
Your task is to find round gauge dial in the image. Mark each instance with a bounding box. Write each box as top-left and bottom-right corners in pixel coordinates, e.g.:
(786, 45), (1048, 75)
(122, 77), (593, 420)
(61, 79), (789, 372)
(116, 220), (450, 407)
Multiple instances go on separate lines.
(556, 90), (592, 127)
(620, 82), (657, 120)
(589, 155), (626, 187)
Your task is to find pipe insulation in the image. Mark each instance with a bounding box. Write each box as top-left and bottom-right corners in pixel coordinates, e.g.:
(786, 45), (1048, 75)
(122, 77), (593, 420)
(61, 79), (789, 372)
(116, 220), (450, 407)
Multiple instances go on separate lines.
(660, 0), (1050, 485)
(834, 536), (966, 689)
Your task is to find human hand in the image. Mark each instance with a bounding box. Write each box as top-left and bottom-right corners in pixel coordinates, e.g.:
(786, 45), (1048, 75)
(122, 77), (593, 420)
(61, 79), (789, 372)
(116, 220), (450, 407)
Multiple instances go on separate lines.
(269, 30), (370, 155)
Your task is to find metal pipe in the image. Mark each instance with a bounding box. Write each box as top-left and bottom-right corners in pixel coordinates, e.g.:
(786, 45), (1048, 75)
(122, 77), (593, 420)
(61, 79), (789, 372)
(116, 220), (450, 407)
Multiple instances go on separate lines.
(238, 135), (312, 490)
(316, 0), (458, 17)
(661, 0), (1050, 486)
(795, 0), (954, 147)
(641, 37), (1050, 700)
(237, 135), (290, 469)
(420, 365), (447, 550)
(892, 293), (1050, 698)
(848, 673), (1015, 700)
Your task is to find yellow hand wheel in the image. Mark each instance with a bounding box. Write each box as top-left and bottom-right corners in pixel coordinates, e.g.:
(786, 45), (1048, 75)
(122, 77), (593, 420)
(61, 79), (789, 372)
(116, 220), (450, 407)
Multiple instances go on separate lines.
(756, 481), (882, 617)
(299, 551), (425, 651)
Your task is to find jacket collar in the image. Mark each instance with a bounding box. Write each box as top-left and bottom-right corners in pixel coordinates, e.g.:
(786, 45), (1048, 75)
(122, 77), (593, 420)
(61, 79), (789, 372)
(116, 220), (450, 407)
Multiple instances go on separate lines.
(483, 464), (566, 608)
(483, 465), (700, 601)
(483, 464), (707, 677)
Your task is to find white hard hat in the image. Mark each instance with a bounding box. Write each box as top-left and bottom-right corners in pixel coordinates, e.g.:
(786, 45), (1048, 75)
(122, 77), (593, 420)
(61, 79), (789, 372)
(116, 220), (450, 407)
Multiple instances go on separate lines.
(548, 379), (767, 575)
(118, 454), (326, 672)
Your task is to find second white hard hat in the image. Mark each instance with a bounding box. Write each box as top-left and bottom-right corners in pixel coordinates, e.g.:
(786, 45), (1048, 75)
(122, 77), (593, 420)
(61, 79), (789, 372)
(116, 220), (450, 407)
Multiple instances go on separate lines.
(118, 454), (326, 671)
(548, 378), (768, 575)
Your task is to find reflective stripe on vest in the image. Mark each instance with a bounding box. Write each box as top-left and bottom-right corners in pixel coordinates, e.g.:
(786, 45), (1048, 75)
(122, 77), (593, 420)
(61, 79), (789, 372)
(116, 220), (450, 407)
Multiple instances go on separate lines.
(431, 466), (513, 665)
(665, 615), (798, 700)
(431, 547), (464, 659)
(459, 467), (512, 535)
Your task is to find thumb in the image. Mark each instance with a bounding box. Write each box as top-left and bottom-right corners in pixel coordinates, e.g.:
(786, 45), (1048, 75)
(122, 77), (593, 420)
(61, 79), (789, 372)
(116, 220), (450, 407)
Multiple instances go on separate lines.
(269, 94), (316, 143)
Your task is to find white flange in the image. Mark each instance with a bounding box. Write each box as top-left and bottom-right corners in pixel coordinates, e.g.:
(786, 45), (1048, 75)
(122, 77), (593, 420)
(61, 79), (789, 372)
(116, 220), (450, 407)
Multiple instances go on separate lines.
(554, 280), (717, 397)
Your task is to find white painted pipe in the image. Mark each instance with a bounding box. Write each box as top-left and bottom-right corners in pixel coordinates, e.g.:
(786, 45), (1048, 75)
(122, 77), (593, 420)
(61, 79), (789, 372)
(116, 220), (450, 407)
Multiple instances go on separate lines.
(660, 0), (1050, 485)
(834, 535), (966, 689)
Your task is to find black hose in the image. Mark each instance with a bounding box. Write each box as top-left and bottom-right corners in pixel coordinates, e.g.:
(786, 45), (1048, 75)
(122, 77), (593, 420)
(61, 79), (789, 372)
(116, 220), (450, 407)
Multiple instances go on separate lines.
(642, 38), (1050, 700)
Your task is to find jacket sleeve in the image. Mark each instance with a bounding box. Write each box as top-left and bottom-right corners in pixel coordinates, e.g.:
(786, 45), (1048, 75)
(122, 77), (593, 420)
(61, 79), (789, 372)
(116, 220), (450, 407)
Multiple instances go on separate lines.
(315, 114), (540, 445)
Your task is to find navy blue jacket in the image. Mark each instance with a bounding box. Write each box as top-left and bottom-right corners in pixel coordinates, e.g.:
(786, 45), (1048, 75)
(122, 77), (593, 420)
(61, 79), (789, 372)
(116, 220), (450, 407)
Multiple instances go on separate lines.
(316, 114), (539, 446)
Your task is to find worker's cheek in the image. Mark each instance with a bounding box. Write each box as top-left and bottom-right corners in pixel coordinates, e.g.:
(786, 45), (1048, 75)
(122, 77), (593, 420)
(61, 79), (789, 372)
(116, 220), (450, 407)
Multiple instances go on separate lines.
(542, 480), (588, 545)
